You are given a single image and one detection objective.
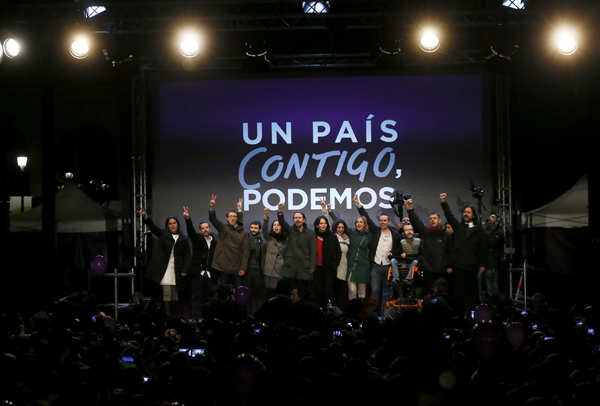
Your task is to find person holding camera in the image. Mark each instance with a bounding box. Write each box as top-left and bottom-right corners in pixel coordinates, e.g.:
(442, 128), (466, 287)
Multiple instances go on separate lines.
(480, 213), (504, 302)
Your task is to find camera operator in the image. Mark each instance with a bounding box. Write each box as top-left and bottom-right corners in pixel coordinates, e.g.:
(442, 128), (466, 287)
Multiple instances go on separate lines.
(480, 213), (504, 303)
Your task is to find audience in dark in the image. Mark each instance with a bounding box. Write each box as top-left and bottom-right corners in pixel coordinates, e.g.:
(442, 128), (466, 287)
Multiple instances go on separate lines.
(1, 287), (599, 406)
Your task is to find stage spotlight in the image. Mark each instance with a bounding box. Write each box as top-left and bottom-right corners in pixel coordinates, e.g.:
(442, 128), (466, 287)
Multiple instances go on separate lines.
(420, 31), (440, 53)
(179, 37), (200, 58)
(3, 38), (20, 58)
(303, 2), (330, 13)
(502, 0), (526, 10)
(70, 39), (90, 59)
(84, 6), (107, 18)
(557, 33), (578, 56)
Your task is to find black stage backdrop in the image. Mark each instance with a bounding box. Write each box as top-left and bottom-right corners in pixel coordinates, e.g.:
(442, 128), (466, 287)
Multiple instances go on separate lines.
(153, 74), (492, 229)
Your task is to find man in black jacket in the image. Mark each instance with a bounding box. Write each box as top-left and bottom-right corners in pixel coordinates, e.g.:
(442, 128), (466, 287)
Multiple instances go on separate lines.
(404, 199), (453, 294)
(440, 193), (488, 312)
(183, 206), (217, 319)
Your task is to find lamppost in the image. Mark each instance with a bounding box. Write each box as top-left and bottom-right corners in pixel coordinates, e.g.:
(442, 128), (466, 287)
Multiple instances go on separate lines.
(17, 156), (27, 212)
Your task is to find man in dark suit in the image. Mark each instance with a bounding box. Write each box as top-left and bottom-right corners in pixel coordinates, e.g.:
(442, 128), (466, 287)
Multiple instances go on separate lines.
(183, 206), (217, 319)
(439, 193), (488, 313)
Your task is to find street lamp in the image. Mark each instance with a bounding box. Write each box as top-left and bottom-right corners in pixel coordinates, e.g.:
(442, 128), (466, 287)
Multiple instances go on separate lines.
(16, 156), (27, 212)
(17, 156), (27, 171)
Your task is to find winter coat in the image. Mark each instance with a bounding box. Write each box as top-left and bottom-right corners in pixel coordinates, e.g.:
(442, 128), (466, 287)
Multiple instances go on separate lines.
(335, 233), (350, 281)
(408, 209), (452, 274)
(143, 217), (191, 290)
(441, 201), (488, 272)
(209, 210), (250, 274)
(330, 212), (371, 284)
(278, 212), (317, 280)
(262, 217), (288, 279)
(316, 229), (342, 272)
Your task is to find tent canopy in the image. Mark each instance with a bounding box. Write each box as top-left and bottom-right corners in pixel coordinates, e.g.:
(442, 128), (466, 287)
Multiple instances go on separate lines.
(10, 181), (121, 233)
(522, 174), (588, 228)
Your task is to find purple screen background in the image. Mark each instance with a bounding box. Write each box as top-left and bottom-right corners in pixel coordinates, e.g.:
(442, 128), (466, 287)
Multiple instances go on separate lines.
(155, 74), (490, 230)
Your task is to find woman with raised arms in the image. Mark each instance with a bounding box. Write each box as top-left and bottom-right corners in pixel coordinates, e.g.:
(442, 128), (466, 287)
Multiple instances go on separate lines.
(325, 195), (372, 302)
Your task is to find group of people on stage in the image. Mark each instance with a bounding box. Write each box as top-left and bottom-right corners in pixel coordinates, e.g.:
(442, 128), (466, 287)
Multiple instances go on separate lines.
(139, 191), (505, 317)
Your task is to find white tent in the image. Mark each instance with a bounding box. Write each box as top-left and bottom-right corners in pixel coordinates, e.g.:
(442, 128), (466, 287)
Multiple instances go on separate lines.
(10, 181), (122, 233)
(522, 174), (588, 228)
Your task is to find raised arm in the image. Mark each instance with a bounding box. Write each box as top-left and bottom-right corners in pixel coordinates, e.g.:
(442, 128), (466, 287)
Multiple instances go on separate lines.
(329, 209), (339, 222)
(276, 202), (293, 234)
(405, 199), (427, 235)
(440, 193), (460, 230)
(319, 198), (330, 218)
(354, 193), (377, 231)
(183, 206), (200, 245)
(140, 206), (162, 236)
(236, 197), (244, 223)
(263, 208), (272, 242)
(208, 194), (226, 232)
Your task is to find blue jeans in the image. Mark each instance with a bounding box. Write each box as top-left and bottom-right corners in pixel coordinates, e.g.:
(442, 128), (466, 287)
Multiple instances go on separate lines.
(390, 258), (419, 280)
(370, 263), (392, 305)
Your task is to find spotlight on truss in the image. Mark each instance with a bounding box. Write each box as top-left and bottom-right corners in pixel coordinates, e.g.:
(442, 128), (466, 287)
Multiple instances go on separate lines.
(84, 6), (107, 18)
(556, 32), (578, 56)
(303, 2), (330, 13)
(502, 0), (526, 10)
(420, 31), (440, 53)
(70, 39), (90, 59)
(179, 37), (200, 58)
(3, 38), (20, 58)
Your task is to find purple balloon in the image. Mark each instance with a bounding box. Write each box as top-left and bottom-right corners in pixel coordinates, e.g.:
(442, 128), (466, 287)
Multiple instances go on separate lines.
(102, 315), (116, 333)
(235, 286), (251, 306)
(91, 255), (108, 276)
(473, 322), (502, 361)
(474, 304), (493, 322)
(506, 322), (525, 349)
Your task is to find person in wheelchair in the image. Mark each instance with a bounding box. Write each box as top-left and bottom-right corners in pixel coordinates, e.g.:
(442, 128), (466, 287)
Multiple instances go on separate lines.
(389, 225), (422, 285)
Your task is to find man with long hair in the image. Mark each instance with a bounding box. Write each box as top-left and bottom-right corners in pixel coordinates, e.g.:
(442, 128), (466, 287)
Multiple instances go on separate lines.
(440, 193), (487, 313)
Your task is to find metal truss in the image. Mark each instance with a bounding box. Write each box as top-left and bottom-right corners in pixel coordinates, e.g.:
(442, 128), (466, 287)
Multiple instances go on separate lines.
(10, 0), (591, 69)
(10, 1), (558, 32)
(131, 69), (148, 269)
(494, 74), (514, 261)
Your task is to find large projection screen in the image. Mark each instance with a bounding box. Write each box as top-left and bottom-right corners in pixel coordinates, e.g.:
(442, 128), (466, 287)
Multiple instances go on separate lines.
(154, 74), (491, 230)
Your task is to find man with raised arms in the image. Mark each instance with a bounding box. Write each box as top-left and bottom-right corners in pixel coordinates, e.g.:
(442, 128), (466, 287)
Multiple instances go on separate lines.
(440, 192), (487, 312)
(354, 194), (403, 309)
(209, 195), (249, 288)
(404, 199), (453, 294)
(183, 206), (218, 318)
(277, 202), (317, 292)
